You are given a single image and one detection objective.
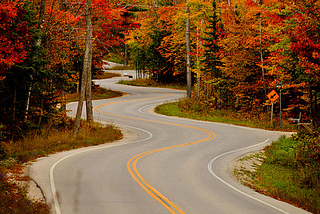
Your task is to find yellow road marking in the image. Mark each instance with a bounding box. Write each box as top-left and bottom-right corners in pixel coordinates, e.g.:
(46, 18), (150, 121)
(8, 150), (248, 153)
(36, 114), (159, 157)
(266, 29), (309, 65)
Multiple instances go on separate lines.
(93, 91), (216, 213)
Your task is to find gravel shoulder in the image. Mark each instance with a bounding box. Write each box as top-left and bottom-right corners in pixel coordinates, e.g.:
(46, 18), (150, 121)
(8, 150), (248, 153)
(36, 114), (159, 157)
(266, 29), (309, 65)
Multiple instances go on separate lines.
(229, 150), (265, 190)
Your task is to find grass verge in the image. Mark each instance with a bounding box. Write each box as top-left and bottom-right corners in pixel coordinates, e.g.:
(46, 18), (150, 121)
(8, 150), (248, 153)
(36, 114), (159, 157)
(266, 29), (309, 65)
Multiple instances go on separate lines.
(154, 99), (296, 131)
(105, 65), (134, 70)
(233, 134), (320, 213)
(95, 71), (121, 79)
(4, 122), (122, 163)
(66, 86), (123, 103)
(118, 78), (186, 90)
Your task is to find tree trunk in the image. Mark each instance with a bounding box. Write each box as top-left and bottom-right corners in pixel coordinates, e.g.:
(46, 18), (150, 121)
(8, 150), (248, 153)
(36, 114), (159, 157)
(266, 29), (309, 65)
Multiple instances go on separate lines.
(85, 0), (93, 122)
(72, 65), (87, 136)
(73, 0), (93, 136)
(85, 38), (93, 122)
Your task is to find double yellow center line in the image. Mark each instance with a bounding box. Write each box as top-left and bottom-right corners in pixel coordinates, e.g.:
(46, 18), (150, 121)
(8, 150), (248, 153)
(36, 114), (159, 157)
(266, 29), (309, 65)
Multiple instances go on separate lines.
(94, 91), (216, 213)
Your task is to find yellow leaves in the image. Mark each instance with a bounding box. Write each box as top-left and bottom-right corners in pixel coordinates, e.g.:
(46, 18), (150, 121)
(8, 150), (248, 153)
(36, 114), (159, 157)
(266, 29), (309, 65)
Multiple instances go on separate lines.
(191, 68), (201, 77)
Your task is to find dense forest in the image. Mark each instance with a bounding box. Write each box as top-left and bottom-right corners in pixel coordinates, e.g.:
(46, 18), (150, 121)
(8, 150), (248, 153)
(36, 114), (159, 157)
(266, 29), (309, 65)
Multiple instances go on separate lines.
(0, 0), (138, 140)
(1, 0), (319, 141)
(128, 0), (320, 126)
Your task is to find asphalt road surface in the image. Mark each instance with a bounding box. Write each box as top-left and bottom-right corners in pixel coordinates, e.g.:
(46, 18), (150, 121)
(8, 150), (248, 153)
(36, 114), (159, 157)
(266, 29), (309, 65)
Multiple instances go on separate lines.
(30, 71), (310, 214)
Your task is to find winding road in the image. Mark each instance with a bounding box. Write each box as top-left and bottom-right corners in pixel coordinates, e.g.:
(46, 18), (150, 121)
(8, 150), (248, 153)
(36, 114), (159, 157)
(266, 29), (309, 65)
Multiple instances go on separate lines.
(29, 70), (310, 214)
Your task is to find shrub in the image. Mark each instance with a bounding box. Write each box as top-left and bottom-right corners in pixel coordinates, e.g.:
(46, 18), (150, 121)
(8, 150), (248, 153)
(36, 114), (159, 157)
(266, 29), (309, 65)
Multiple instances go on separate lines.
(0, 170), (50, 214)
(295, 132), (320, 190)
(261, 133), (320, 213)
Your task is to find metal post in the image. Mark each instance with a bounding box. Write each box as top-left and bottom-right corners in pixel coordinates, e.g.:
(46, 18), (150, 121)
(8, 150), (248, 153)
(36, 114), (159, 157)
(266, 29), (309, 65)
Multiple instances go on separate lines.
(279, 89), (282, 127)
(271, 102), (274, 126)
(276, 82), (283, 128)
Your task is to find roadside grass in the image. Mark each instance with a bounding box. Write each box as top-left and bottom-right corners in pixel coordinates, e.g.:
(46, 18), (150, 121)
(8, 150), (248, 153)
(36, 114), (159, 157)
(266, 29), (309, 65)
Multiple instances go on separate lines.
(118, 78), (186, 90)
(104, 54), (124, 64)
(0, 86), (124, 213)
(4, 122), (122, 163)
(154, 98), (296, 131)
(239, 134), (320, 214)
(105, 65), (134, 70)
(95, 71), (121, 79)
(66, 86), (123, 103)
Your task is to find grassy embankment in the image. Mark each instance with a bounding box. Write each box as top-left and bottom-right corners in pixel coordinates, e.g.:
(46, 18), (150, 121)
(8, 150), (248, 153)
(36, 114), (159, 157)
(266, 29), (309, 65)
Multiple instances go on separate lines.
(233, 133), (320, 214)
(123, 78), (319, 213)
(0, 72), (123, 213)
(118, 78), (186, 90)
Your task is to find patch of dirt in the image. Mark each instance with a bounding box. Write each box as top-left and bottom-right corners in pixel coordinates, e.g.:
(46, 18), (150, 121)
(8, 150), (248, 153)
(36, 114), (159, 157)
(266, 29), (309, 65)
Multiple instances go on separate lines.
(229, 150), (266, 186)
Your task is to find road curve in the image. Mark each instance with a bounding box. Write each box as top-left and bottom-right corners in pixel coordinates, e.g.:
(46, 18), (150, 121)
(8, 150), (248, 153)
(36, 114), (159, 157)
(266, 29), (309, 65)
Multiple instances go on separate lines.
(29, 72), (310, 214)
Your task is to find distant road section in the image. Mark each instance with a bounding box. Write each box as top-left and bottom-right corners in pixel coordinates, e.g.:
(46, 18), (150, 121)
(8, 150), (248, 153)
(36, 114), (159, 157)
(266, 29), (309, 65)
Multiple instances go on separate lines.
(102, 60), (124, 69)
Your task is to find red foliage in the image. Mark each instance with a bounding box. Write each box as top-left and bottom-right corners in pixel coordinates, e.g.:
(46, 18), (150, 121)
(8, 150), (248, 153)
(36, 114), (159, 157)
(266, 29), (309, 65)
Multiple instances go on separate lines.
(0, 0), (32, 78)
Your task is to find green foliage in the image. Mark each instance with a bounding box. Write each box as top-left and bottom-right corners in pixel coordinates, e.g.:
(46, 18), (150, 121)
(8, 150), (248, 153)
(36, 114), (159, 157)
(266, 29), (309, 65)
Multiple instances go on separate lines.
(178, 97), (211, 114)
(201, 0), (222, 78)
(264, 136), (298, 167)
(258, 133), (320, 213)
(146, 29), (176, 83)
(294, 132), (320, 190)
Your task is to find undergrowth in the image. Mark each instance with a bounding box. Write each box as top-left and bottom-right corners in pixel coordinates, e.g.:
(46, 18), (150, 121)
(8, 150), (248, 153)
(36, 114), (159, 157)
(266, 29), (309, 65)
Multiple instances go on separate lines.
(0, 174), (50, 214)
(118, 78), (186, 90)
(4, 121), (122, 163)
(255, 133), (320, 213)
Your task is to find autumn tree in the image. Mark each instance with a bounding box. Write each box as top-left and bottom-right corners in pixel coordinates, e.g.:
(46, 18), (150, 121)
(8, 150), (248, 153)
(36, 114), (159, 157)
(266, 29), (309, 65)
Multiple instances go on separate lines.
(0, 0), (42, 137)
(263, 0), (320, 123)
(129, 1), (191, 84)
(215, 1), (267, 113)
(0, 0), (33, 77)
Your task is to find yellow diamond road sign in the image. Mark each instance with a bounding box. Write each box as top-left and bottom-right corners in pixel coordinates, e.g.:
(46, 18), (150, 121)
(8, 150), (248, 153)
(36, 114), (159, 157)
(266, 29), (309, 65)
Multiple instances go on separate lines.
(267, 90), (279, 103)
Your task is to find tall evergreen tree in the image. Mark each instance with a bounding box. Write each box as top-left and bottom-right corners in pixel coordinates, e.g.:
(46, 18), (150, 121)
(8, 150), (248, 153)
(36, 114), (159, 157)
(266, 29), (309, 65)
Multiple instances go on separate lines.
(201, 0), (221, 78)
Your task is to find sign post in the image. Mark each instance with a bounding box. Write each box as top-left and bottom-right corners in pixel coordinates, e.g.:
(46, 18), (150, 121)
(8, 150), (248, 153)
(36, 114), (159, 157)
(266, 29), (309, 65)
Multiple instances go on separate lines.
(267, 90), (280, 126)
(270, 103), (274, 125)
